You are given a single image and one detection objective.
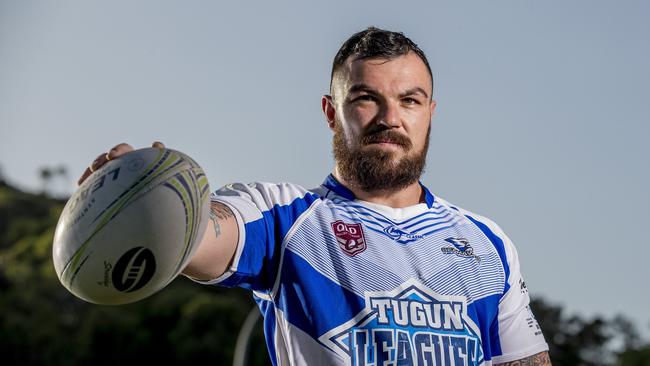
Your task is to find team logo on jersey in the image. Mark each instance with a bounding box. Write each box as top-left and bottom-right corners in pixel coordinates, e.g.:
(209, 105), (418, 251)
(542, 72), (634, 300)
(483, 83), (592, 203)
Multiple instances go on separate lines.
(320, 279), (484, 365)
(441, 237), (481, 262)
(331, 220), (367, 256)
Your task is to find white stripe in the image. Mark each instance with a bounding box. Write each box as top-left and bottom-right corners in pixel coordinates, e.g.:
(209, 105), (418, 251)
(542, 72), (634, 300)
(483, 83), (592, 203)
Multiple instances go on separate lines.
(270, 199), (323, 297)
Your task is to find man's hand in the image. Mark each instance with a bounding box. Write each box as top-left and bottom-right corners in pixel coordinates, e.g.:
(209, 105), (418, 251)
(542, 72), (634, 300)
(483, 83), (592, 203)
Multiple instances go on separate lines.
(495, 351), (552, 366)
(77, 140), (239, 281)
(77, 141), (165, 185)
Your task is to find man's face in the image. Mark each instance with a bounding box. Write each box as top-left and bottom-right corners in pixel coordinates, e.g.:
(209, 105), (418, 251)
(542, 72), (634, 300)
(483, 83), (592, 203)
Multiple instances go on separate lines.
(324, 52), (436, 192)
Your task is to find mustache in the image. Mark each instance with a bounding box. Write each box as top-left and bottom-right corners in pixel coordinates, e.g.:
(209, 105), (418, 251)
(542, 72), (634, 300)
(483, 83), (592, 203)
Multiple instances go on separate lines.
(360, 128), (412, 148)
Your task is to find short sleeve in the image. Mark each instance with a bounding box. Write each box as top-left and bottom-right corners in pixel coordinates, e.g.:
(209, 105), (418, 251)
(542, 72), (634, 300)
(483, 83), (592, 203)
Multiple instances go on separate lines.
(190, 182), (320, 293)
(489, 225), (549, 363)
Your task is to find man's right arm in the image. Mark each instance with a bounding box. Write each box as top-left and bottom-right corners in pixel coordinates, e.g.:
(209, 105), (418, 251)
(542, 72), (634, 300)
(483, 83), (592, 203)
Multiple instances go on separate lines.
(181, 200), (239, 280)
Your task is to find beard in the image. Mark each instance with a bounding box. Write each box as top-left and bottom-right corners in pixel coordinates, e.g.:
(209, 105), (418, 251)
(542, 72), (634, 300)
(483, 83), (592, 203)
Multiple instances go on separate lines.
(332, 122), (430, 192)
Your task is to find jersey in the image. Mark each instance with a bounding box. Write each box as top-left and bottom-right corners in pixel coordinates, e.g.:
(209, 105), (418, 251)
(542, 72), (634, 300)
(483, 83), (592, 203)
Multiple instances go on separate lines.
(193, 175), (548, 365)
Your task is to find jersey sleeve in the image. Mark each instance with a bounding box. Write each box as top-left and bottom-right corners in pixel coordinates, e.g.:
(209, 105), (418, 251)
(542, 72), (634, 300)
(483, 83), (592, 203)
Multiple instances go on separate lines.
(189, 182), (320, 293)
(487, 221), (550, 363)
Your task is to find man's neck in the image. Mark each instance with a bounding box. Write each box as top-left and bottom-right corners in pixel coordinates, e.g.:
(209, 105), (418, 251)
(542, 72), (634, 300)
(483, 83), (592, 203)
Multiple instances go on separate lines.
(332, 169), (424, 209)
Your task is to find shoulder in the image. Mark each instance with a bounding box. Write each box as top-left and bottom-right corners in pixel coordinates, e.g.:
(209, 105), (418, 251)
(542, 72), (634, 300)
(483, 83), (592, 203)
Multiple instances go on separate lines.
(212, 181), (323, 214)
(435, 196), (519, 266)
(434, 196), (498, 227)
(439, 198), (507, 237)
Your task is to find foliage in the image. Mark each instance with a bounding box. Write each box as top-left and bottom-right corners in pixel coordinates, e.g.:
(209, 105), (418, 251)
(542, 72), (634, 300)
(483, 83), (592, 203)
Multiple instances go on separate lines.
(531, 298), (610, 365)
(529, 297), (650, 365)
(0, 181), (268, 365)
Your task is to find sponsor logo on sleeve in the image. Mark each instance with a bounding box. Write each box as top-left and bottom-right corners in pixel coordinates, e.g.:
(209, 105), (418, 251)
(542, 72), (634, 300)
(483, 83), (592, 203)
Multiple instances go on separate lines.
(320, 279), (484, 365)
(525, 305), (544, 337)
(519, 278), (528, 295)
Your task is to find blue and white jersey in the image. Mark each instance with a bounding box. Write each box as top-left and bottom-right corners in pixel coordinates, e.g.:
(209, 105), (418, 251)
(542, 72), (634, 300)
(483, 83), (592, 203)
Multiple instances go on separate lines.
(196, 175), (548, 365)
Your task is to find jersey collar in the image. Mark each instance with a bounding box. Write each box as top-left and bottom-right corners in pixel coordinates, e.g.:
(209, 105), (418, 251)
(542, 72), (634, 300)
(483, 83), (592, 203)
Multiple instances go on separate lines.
(322, 174), (436, 209)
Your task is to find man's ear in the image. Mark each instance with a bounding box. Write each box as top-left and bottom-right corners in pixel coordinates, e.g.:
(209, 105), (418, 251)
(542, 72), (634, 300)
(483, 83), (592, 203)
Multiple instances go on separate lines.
(322, 95), (336, 130)
(429, 99), (437, 116)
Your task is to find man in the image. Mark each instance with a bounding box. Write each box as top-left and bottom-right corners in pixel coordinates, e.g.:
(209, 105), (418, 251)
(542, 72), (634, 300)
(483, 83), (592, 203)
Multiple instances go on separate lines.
(81, 27), (551, 365)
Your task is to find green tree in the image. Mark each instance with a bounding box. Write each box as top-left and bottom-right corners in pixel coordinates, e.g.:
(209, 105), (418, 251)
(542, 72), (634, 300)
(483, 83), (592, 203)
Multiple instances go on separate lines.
(0, 179), (268, 365)
(617, 346), (650, 366)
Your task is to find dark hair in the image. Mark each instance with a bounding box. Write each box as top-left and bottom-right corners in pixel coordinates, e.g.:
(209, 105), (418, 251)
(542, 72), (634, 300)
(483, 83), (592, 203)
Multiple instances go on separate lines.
(330, 27), (433, 93)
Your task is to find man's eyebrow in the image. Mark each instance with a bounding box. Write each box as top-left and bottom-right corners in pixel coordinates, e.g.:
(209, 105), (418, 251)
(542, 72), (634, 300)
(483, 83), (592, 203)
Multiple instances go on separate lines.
(348, 84), (430, 99)
(348, 83), (378, 94)
(399, 87), (429, 99)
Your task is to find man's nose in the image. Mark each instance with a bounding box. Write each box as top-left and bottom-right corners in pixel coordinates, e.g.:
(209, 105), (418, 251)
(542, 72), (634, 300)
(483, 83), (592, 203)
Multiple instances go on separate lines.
(378, 101), (401, 128)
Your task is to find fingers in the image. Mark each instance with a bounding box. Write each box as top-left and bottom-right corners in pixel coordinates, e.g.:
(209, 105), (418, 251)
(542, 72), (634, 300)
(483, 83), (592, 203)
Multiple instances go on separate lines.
(77, 142), (165, 186)
(78, 166), (94, 186)
(77, 153), (107, 185)
(106, 143), (134, 161)
(77, 143), (134, 186)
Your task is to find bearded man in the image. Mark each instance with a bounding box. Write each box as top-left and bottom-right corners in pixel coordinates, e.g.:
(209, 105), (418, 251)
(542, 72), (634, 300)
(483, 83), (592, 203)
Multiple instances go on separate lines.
(81, 27), (551, 366)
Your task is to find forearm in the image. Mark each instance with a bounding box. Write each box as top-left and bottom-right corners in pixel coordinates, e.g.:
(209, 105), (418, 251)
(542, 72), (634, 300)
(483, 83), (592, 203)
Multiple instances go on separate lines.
(181, 201), (239, 280)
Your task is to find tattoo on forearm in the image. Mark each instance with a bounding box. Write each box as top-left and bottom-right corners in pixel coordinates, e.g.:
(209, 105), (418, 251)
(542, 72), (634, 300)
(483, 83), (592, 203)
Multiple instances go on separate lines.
(495, 351), (552, 366)
(209, 202), (233, 238)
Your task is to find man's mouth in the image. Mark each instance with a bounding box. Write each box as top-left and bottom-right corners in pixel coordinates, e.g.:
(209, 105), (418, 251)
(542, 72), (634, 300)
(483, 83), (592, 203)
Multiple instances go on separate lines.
(362, 133), (410, 148)
(367, 139), (402, 147)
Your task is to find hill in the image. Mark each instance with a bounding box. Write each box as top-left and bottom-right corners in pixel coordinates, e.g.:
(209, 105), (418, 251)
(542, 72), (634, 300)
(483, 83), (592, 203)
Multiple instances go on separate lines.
(0, 179), (267, 366)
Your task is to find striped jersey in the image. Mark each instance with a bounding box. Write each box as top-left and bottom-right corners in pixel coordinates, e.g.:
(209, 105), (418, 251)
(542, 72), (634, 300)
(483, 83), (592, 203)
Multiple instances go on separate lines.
(195, 175), (548, 365)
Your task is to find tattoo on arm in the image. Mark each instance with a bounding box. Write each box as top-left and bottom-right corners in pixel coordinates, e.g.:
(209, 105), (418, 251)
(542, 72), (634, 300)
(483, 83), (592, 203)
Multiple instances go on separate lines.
(208, 202), (234, 238)
(495, 351), (552, 366)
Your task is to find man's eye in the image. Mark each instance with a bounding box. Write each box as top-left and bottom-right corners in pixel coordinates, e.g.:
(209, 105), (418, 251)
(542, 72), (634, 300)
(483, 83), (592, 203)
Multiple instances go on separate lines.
(402, 97), (420, 105)
(354, 95), (376, 102)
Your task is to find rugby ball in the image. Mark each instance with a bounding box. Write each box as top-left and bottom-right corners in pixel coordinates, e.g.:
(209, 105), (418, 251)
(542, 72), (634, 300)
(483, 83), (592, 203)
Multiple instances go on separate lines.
(52, 148), (210, 305)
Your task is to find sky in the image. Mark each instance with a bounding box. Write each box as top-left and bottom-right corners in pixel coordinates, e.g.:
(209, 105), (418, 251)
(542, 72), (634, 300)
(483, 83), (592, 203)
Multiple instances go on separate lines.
(1, 0), (649, 338)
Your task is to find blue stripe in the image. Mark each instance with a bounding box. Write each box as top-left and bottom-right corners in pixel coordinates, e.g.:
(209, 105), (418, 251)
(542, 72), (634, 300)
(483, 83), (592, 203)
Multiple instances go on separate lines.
(219, 193), (321, 292)
(254, 297), (279, 366)
(322, 174), (356, 200)
(323, 174), (436, 209)
(362, 225), (418, 245)
(330, 211), (458, 245)
(418, 216), (458, 236)
(464, 215), (511, 295)
(274, 250), (365, 340)
(330, 206), (394, 225)
(467, 293), (502, 361)
(401, 210), (452, 230)
(420, 182), (436, 208)
(331, 199), (449, 227)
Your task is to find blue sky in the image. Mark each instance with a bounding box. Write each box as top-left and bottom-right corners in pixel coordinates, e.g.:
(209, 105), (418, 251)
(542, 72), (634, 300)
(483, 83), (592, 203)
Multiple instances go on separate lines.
(1, 0), (649, 337)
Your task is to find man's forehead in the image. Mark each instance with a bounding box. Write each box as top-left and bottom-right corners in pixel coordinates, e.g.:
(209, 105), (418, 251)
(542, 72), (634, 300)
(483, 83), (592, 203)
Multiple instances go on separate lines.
(332, 53), (432, 96)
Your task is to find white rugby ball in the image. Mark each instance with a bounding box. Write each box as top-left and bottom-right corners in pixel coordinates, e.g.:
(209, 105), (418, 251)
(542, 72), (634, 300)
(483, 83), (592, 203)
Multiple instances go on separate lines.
(53, 147), (210, 305)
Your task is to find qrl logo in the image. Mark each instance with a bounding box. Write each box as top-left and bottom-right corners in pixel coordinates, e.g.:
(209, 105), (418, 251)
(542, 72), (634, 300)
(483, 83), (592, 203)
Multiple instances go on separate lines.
(331, 220), (367, 256)
(112, 247), (156, 292)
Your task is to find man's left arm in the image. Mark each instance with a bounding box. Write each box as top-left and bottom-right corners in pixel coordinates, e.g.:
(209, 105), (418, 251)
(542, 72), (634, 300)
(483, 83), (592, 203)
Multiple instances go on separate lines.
(495, 351), (552, 366)
(468, 213), (550, 363)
